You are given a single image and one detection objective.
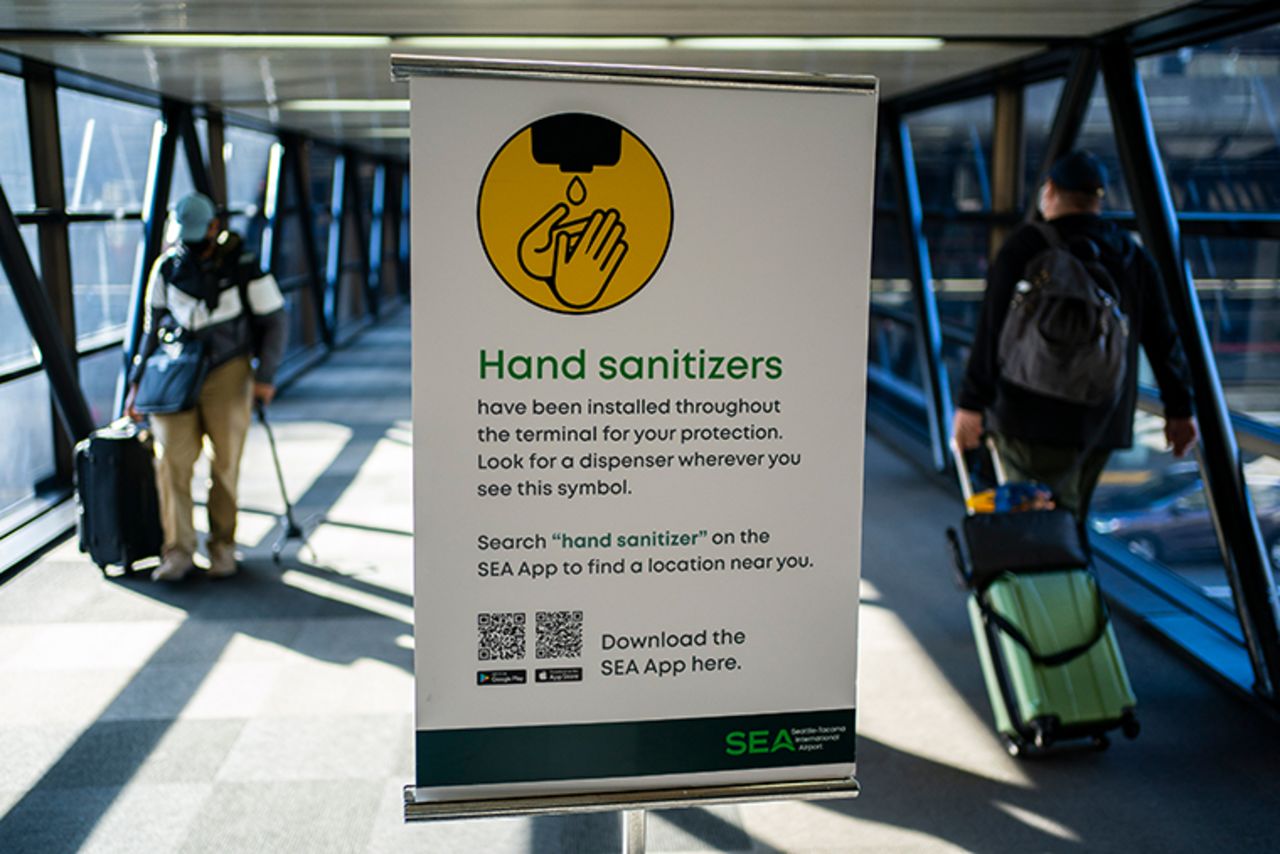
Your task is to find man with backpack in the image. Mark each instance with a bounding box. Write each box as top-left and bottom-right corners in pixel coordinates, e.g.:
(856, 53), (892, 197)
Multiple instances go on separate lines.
(952, 150), (1197, 517)
(124, 192), (287, 581)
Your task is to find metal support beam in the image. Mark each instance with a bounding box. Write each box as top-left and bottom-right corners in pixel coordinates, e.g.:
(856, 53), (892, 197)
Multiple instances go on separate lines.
(284, 133), (334, 349)
(176, 105), (213, 201)
(0, 179), (95, 443)
(990, 83), (1024, 252)
(325, 151), (348, 332)
(344, 152), (377, 319)
(1100, 39), (1280, 701)
(1027, 46), (1099, 219)
(121, 99), (180, 413)
(885, 112), (953, 472)
(205, 110), (229, 209)
(23, 58), (79, 477)
(368, 162), (388, 311)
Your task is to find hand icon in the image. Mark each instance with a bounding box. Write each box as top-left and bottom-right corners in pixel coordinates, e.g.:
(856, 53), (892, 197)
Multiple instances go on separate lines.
(550, 208), (628, 309)
(518, 203), (587, 282)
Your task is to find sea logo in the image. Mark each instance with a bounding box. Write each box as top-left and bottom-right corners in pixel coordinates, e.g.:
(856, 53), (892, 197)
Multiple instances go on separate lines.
(725, 728), (797, 756)
(477, 113), (673, 314)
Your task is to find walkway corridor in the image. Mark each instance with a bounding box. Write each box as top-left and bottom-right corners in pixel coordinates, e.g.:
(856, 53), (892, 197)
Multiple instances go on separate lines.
(1, 308), (1278, 853)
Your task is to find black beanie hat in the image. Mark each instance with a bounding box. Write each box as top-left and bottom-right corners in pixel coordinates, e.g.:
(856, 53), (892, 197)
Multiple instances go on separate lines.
(1049, 150), (1108, 196)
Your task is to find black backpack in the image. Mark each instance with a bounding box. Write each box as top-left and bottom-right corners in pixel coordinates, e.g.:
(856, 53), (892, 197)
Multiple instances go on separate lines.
(996, 222), (1129, 407)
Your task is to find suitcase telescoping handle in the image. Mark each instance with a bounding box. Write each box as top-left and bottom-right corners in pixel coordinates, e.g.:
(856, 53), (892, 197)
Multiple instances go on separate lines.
(950, 435), (1008, 516)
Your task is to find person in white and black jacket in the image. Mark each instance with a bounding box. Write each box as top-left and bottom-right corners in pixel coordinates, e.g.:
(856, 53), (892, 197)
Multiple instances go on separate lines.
(125, 192), (287, 581)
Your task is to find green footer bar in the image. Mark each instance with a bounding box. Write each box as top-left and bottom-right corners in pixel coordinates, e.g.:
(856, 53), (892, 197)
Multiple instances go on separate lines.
(416, 708), (856, 787)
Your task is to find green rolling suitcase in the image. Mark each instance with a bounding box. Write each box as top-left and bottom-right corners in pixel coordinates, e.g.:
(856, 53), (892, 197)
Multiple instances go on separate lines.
(948, 440), (1139, 756)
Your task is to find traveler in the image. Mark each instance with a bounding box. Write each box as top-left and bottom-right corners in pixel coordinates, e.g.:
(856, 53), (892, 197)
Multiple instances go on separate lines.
(951, 150), (1197, 517)
(124, 192), (287, 581)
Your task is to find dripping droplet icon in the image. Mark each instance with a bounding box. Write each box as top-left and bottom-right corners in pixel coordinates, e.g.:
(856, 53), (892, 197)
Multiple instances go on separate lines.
(566, 176), (587, 206)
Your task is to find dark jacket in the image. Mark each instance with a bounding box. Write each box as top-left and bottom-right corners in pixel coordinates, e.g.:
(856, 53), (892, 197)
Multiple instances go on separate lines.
(129, 232), (287, 387)
(958, 213), (1194, 449)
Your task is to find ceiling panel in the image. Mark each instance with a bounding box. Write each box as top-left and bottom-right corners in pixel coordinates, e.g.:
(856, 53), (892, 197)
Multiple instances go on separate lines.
(2, 0), (1190, 38)
(0, 40), (1044, 156)
(0, 0), (1196, 157)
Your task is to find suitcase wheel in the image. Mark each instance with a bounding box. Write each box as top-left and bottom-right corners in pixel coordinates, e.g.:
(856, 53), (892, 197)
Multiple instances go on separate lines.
(1092, 734), (1111, 752)
(1001, 734), (1025, 758)
(1121, 711), (1140, 740)
(1030, 717), (1054, 751)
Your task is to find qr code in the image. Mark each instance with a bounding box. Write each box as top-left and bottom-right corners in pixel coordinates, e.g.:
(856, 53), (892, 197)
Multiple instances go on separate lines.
(478, 612), (526, 661)
(536, 610), (584, 660)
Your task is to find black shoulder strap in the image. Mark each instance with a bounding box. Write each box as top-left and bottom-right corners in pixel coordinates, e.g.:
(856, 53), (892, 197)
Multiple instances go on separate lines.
(1031, 220), (1064, 250)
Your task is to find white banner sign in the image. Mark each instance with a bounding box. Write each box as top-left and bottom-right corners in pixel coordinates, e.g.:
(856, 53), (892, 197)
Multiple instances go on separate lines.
(406, 58), (877, 807)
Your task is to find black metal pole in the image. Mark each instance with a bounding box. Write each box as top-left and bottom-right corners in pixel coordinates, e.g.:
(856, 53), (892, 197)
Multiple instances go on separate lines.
(1101, 39), (1280, 700)
(324, 151), (346, 337)
(205, 109), (229, 209)
(0, 179), (95, 442)
(1027, 46), (1100, 219)
(367, 162), (387, 314)
(176, 105), (213, 201)
(284, 133), (334, 349)
(344, 152), (377, 319)
(23, 58), (80, 478)
(120, 99), (179, 414)
(885, 111), (953, 472)
(397, 168), (411, 298)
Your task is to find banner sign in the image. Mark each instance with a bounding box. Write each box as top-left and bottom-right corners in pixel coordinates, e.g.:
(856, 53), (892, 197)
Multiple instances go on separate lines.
(398, 56), (877, 813)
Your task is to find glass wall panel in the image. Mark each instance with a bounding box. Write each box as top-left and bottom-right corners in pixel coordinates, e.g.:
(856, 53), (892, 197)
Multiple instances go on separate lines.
(1187, 237), (1280, 420)
(1139, 27), (1280, 426)
(309, 146), (336, 264)
(0, 227), (42, 374)
(905, 96), (995, 213)
(68, 220), (144, 347)
(78, 347), (124, 427)
(868, 133), (923, 391)
(282, 290), (310, 358)
(58, 89), (159, 213)
(224, 126), (274, 211)
(1245, 465), (1280, 570)
(1023, 78), (1066, 200)
(1074, 80), (1133, 211)
(0, 72), (35, 211)
(0, 373), (56, 516)
(1090, 409), (1234, 605)
(170, 138), (195, 205)
(1139, 26), (1280, 214)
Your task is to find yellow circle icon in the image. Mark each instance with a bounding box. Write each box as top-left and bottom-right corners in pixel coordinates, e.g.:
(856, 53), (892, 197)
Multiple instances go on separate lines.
(477, 113), (673, 314)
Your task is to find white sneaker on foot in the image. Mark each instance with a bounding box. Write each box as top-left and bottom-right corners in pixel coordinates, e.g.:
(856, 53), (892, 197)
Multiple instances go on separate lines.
(208, 549), (238, 578)
(152, 553), (195, 582)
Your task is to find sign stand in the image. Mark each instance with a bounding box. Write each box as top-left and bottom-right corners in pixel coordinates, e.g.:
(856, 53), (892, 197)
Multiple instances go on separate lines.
(623, 809), (646, 854)
(395, 52), (873, 833)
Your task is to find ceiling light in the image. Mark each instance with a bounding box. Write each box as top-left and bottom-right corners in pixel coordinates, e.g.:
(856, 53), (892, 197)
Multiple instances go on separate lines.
(280, 99), (410, 112)
(349, 128), (413, 139)
(105, 34), (392, 49)
(394, 36), (671, 50)
(673, 37), (944, 51)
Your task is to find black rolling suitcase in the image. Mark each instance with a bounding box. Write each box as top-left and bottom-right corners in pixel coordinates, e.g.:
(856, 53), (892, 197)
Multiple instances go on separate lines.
(75, 420), (164, 575)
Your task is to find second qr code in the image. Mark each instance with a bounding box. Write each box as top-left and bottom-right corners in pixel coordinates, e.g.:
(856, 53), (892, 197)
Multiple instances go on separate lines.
(536, 610), (584, 659)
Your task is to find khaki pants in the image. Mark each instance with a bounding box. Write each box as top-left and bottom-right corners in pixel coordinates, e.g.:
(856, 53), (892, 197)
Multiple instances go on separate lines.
(991, 432), (1112, 519)
(151, 357), (253, 562)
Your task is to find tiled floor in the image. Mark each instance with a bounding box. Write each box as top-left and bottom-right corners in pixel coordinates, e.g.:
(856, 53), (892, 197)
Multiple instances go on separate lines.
(2, 308), (1279, 853)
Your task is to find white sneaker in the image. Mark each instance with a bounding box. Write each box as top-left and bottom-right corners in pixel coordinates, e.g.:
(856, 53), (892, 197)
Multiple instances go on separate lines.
(208, 549), (238, 579)
(152, 553), (195, 582)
